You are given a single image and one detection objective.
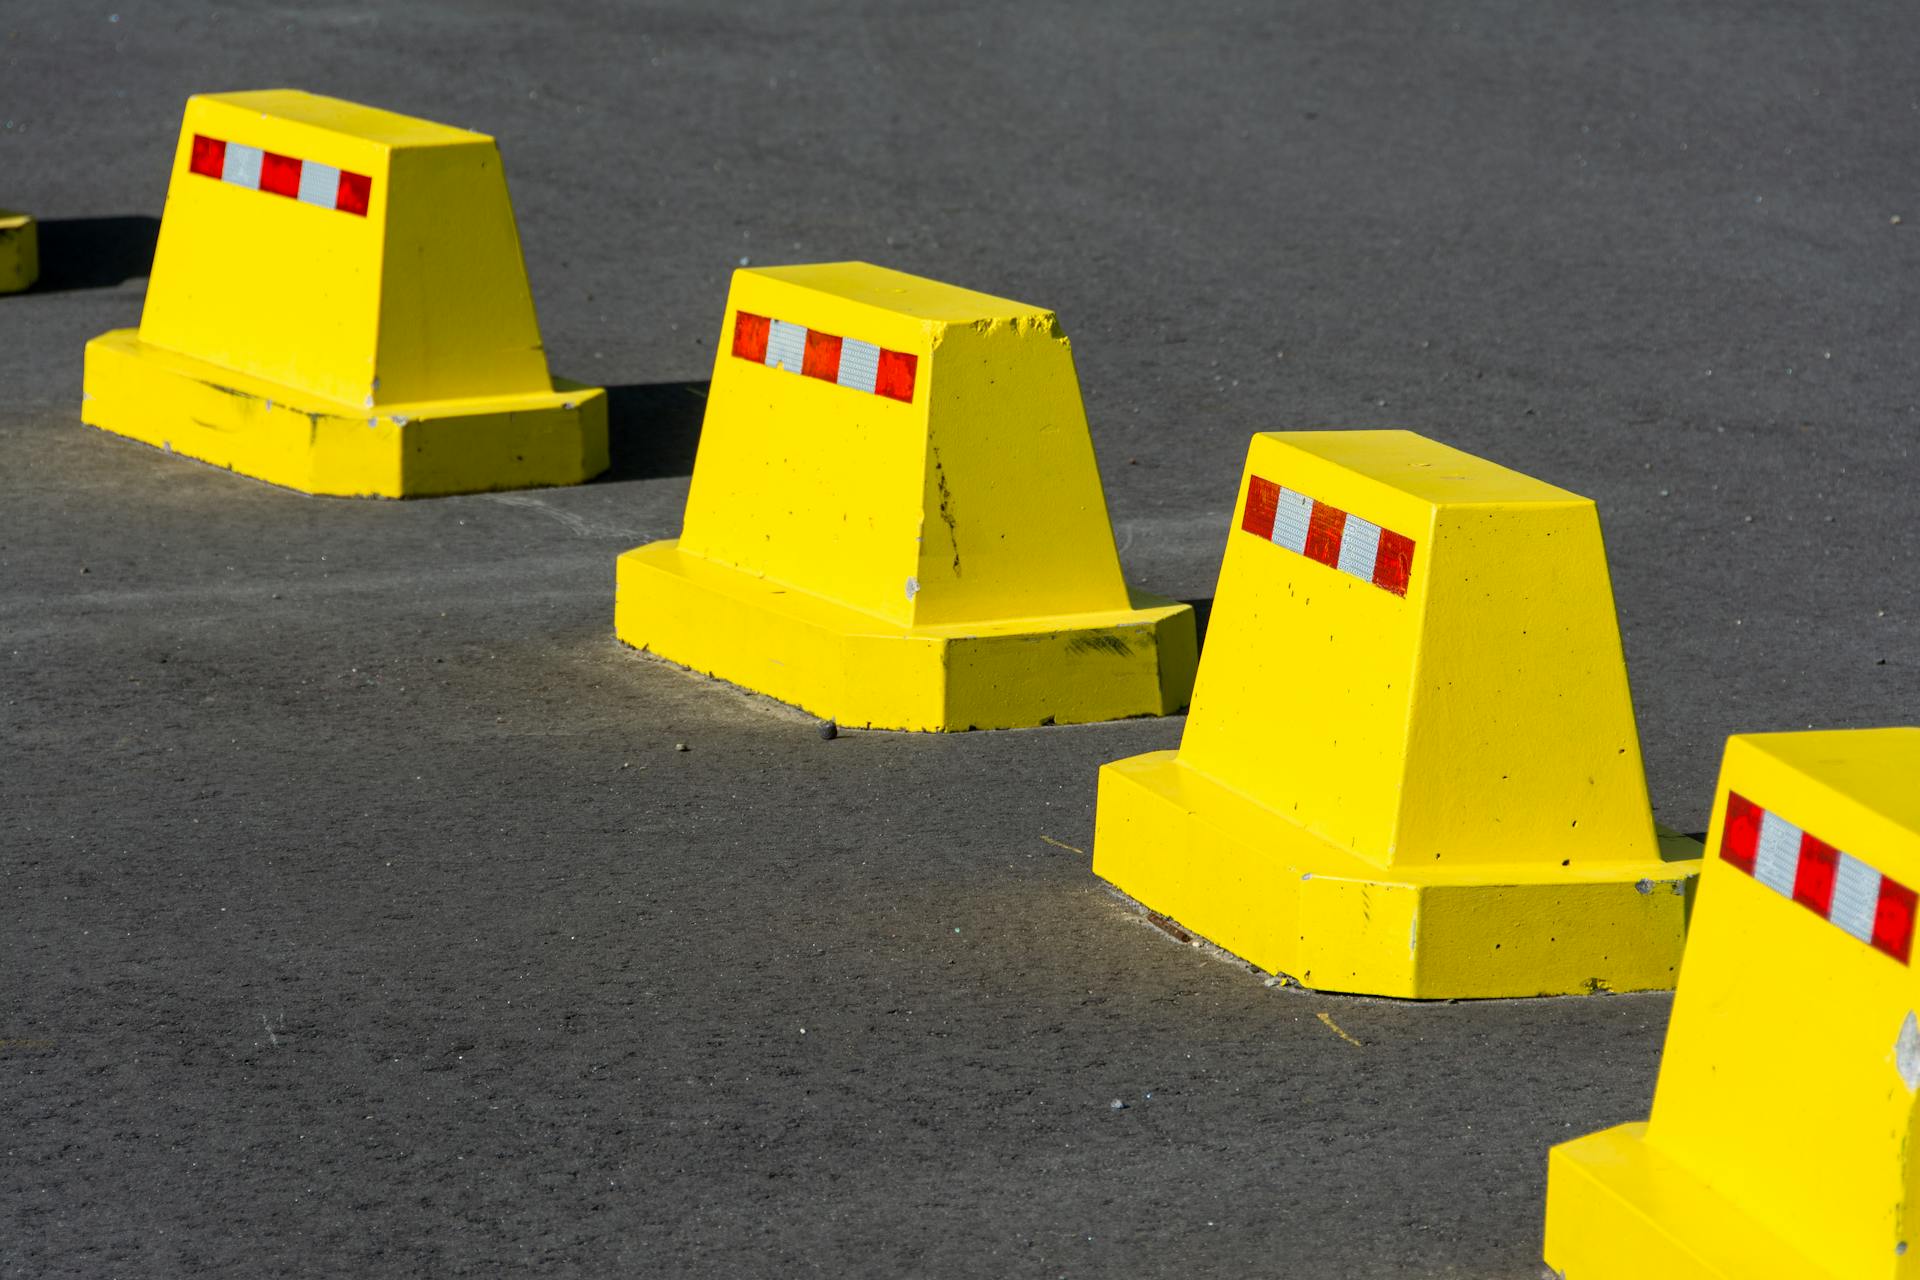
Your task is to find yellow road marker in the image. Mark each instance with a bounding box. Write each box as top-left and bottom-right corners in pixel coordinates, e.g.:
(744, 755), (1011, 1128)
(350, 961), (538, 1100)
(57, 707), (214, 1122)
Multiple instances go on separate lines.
(81, 90), (605, 497)
(615, 262), (1196, 731)
(1093, 430), (1696, 998)
(0, 210), (38, 293)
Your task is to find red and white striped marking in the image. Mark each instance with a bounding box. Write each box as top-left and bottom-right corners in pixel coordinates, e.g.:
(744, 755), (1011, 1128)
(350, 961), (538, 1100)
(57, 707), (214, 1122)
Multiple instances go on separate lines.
(1240, 475), (1415, 597)
(188, 134), (372, 217)
(731, 311), (917, 403)
(1721, 791), (1917, 964)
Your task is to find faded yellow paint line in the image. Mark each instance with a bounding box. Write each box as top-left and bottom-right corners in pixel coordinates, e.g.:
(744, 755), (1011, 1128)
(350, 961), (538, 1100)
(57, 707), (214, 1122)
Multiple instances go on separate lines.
(1317, 1011), (1363, 1048)
(1041, 835), (1085, 855)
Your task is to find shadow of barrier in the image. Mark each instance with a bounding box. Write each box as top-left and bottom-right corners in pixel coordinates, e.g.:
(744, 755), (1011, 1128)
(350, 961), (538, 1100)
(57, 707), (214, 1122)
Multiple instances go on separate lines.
(34, 215), (159, 292)
(600, 381), (709, 482)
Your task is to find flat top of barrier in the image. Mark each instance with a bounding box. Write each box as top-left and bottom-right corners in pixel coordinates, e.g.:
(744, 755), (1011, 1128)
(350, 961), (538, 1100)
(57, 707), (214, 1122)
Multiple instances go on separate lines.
(191, 89), (488, 148)
(0, 210), (28, 229)
(743, 262), (1051, 325)
(1736, 727), (1920, 830)
(1264, 430), (1589, 507)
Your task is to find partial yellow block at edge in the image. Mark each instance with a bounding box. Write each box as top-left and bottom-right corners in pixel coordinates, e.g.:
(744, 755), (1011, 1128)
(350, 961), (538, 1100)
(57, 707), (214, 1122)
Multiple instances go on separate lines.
(1545, 728), (1920, 1280)
(0, 210), (38, 293)
(1546, 1124), (1841, 1280)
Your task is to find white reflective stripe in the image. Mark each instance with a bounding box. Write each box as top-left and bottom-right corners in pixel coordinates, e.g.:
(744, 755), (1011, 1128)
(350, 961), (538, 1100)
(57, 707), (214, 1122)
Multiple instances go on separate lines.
(1831, 852), (1883, 943)
(765, 320), (806, 372)
(837, 339), (880, 393)
(222, 143), (264, 190)
(1271, 487), (1313, 554)
(297, 161), (340, 208)
(1754, 811), (1804, 897)
(1337, 515), (1382, 582)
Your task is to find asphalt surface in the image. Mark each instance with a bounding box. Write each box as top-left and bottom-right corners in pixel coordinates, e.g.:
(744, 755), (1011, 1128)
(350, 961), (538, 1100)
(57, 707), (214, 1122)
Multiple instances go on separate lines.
(4, 2), (1918, 1276)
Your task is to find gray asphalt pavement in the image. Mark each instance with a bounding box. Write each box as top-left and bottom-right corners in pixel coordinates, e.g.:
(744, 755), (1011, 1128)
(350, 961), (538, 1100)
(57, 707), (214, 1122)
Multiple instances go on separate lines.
(4, 2), (1918, 1276)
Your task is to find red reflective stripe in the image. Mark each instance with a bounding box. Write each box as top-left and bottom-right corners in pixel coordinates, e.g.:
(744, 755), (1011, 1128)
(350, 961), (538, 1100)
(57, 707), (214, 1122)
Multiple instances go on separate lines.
(336, 170), (371, 217)
(184, 135), (370, 215)
(189, 133), (226, 178)
(732, 311), (770, 363)
(260, 151), (302, 198)
(802, 329), (843, 381)
(1242, 476), (1280, 540)
(874, 349), (917, 402)
(1722, 792), (1913, 966)
(1792, 835), (1839, 915)
(1372, 529), (1414, 596)
(1720, 792), (1762, 874)
(1873, 879), (1917, 964)
(1303, 501), (1346, 567)
(730, 313), (915, 401)
(1241, 481), (1414, 598)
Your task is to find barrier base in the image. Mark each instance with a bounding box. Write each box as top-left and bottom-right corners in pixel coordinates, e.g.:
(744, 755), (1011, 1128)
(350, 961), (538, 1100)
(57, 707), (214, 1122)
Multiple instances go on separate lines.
(1093, 751), (1697, 998)
(81, 328), (607, 498)
(1545, 1123), (1838, 1279)
(614, 540), (1197, 732)
(0, 210), (37, 293)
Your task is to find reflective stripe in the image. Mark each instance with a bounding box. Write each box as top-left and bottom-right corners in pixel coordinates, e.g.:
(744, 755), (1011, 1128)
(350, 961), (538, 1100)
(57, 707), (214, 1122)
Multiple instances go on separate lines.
(189, 135), (371, 217)
(1372, 529), (1415, 596)
(1720, 791), (1914, 965)
(298, 161), (342, 209)
(1830, 853), (1883, 945)
(1754, 811), (1804, 897)
(1336, 515), (1383, 582)
(1271, 487), (1313, 555)
(730, 313), (918, 403)
(1239, 475), (1417, 598)
(838, 339), (880, 394)
(222, 143), (264, 190)
(765, 320), (807, 372)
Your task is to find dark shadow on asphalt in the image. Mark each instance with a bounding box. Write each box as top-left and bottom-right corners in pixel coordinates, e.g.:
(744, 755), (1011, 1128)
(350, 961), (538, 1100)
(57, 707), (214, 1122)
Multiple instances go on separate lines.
(1184, 596), (1213, 655)
(600, 381), (708, 482)
(34, 215), (160, 292)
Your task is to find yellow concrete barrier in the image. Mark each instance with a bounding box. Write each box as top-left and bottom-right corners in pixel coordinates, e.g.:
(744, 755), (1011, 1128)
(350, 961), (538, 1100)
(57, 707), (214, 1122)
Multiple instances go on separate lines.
(1547, 727), (1920, 1279)
(81, 90), (604, 497)
(0, 210), (38, 293)
(614, 262), (1196, 731)
(1093, 430), (1697, 998)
